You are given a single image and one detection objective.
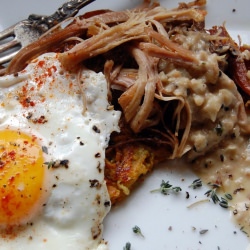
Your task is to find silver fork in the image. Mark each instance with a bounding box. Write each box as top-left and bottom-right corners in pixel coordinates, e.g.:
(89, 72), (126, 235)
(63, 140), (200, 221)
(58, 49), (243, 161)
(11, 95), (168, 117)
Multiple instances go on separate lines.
(0, 0), (95, 66)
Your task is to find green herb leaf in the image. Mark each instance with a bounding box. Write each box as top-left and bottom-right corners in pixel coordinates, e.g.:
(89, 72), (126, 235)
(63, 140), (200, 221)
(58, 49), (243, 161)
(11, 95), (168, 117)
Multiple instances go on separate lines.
(219, 197), (229, 208)
(132, 225), (144, 237)
(224, 193), (233, 200)
(43, 161), (55, 169)
(43, 159), (69, 169)
(151, 180), (182, 195)
(205, 188), (220, 204)
(205, 183), (232, 209)
(189, 178), (202, 189)
(205, 183), (221, 204)
(123, 242), (131, 250)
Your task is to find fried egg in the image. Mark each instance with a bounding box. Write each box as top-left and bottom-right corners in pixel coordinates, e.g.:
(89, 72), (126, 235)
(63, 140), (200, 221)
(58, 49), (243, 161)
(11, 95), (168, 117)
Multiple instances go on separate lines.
(0, 53), (120, 249)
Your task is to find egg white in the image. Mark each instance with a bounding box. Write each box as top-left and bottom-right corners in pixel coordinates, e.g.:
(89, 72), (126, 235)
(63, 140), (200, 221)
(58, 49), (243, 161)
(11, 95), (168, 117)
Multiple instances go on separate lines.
(0, 53), (120, 250)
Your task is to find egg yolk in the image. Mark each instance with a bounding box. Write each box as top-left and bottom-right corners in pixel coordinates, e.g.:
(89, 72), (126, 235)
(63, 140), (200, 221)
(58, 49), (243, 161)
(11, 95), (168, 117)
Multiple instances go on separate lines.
(0, 130), (45, 226)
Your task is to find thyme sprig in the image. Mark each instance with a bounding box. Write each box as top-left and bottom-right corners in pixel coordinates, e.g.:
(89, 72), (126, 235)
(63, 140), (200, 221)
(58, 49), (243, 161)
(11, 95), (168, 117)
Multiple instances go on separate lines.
(132, 225), (144, 237)
(189, 178), (202, 189)
(204, 183), (232, 209)
(151, 180), (182, 195)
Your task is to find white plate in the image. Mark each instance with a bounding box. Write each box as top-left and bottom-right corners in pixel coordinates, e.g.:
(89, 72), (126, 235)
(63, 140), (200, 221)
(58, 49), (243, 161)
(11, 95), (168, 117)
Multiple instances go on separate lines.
(0, 1), (249, 250)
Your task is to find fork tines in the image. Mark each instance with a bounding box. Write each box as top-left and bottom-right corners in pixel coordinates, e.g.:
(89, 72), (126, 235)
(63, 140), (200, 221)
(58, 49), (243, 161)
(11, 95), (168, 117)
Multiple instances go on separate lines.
(0, 23), (21, 65)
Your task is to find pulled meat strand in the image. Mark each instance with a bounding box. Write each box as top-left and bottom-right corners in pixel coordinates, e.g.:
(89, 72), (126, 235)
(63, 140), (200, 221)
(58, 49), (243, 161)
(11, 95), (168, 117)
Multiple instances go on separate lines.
(144, 27), (198, 63)
(176, 0), (206, 9)
(110, 68), (138, 91)
(6, 21), (84, 74)
(117, 51), (147, 124)
(118, 45), (159, 133)
(155, 93), (192, 158)
(148, 6), (206, 23)
(6, 10), (130, 74)
(139, 42), (196, 64)
(59, 13), (149, 70)
(7, 1), (206, 74)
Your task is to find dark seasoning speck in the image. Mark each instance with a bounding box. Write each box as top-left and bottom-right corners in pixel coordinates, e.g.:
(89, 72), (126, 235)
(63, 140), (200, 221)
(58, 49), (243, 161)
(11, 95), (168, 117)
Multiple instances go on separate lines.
(76, 136), (85, 146)
(104, 200), (111, 207)
(96, 162), (102, 173)
(95, 152), (101, 158)
(92, 125), (101, 133)
(89, 179), (101, 188)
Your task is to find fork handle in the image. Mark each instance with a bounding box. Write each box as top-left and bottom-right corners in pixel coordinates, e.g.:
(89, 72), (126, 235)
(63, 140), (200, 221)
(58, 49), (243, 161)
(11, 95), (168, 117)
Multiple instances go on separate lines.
(27, 0), (96, 33)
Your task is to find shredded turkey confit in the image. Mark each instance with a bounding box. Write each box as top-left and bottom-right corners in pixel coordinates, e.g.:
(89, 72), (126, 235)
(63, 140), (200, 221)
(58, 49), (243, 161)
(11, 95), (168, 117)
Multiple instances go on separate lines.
(5, 0), (250, 204)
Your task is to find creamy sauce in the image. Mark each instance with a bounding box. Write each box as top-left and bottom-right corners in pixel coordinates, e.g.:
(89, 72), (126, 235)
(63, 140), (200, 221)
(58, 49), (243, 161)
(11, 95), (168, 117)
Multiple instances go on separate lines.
(159, 30), (250, 243)
(189, 133), (250, 237)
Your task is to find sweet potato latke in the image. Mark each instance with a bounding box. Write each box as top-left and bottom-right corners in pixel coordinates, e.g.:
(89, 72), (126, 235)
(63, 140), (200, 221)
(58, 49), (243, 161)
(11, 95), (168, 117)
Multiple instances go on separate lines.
(4, 0), (250, 204)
